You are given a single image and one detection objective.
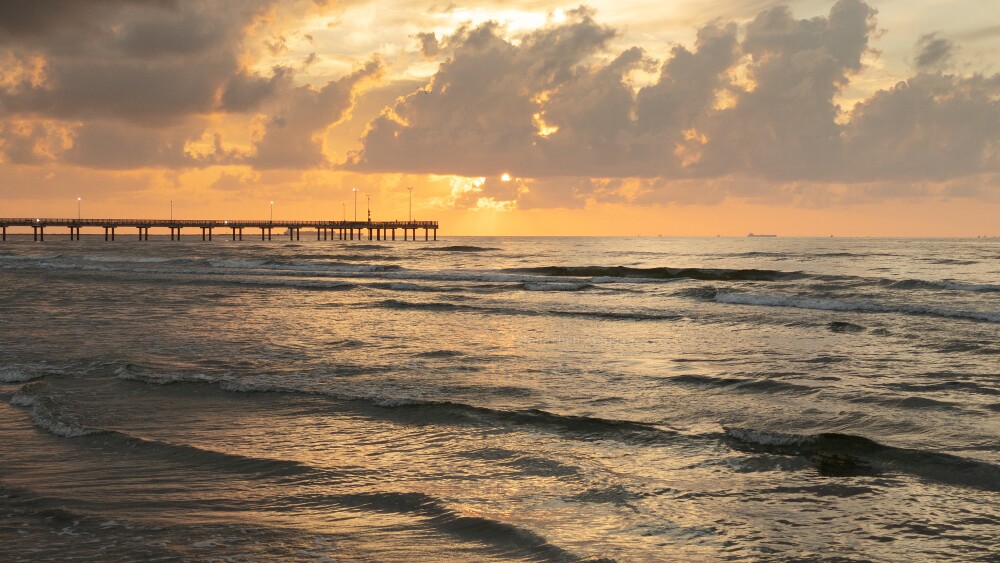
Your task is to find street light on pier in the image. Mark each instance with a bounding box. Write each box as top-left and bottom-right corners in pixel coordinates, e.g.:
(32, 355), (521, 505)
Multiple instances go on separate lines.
(366, 193), (371, 223)
(352, 188), (358, 222)
(342, 203), (345, 221)
(170, 200), (173, 221)
(270, 201), (274, 224)
(77, 197), (81, 221)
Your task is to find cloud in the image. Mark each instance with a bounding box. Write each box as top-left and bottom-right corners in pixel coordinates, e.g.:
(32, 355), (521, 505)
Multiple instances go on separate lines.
(845, 72), (1000, 181)
(247, 58), (382, 169)
(345, 7), (617, 176)
(0, 0), (383, 170)
(913, 33), (954, 70)
(0, 0), (996, 211)
(345, 0), (998, 208)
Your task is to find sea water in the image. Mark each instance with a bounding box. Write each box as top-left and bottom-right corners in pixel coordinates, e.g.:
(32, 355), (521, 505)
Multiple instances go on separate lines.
(0, 236), (997, 560)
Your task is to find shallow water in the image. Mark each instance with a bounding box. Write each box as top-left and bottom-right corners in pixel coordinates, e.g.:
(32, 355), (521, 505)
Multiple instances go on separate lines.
(1, 235), (998, 560)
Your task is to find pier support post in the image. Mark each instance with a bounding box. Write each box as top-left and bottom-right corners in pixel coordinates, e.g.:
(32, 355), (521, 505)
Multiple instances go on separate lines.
(261, 228), (266, 241)
(1, 226), (6, 241)
(424, 228), (428, 241)
(433, 228), (437, 241)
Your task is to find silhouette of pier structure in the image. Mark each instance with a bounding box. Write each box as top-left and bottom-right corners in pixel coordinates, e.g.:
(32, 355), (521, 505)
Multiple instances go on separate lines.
(0, 218), (439, 242)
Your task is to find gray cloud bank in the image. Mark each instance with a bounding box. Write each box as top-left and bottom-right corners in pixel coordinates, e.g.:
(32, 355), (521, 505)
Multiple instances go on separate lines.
(0, 0), (375, 169)
(0, 0), (996, 208)
(347, 1), (998, 189)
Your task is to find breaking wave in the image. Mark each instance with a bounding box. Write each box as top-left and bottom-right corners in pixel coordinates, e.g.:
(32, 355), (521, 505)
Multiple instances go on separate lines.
(724, 427), (1000, 492)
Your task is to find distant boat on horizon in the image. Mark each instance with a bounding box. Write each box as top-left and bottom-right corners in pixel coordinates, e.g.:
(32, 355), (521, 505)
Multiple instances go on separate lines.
(747, 233), (777, 237)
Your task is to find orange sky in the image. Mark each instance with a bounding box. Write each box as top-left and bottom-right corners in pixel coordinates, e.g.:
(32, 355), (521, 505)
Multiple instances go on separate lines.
(0, 0), (997, 236)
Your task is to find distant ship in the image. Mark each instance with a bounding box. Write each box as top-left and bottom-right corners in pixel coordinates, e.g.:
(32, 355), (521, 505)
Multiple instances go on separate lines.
(747, 233), (777, 237)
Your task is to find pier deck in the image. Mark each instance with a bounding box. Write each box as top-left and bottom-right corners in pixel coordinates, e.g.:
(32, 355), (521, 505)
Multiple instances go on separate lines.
(0, 218), (439, 242)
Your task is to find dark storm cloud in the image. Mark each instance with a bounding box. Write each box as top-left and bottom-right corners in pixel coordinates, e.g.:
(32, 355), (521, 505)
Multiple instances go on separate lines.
(347, 0), (998, 208)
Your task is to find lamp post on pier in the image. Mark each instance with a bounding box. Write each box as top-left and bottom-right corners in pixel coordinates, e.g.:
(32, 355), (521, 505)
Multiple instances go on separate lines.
(77, 197), (81, 221)
(352, 188), (358, 221)
(270, 201), (274, 224)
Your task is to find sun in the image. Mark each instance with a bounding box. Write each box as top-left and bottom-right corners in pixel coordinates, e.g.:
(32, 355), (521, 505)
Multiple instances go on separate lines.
(501, 173), (512, 182)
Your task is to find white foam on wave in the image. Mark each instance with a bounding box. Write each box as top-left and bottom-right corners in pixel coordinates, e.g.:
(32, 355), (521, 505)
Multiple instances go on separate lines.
(10, 384), (104, 438)
(715, 292), (1000, 323)
(723, 427), (809, 447)
(933, 281), (1000, 292)
(115, 364), (217, 385)
(0, 368), (48, 383)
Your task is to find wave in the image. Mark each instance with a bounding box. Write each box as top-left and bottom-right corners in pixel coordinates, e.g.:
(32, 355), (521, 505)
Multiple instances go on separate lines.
(9, 380), (336, 479)
(371, 298), (683, 321)
(881, 278), (1000, 293)
(310, 490), (577, 560)
(712, 292), (1000, 323)
(724, 427), (1000, 492)
(887, 381), (1000, 397)
(113, 366), (680, 447)
(506, 265), (801, 282)
(921, 258), (979, 266)
(521, 282), (593, 291)
(828, 321), (866, 333)
(669, 374), (816, 395)
(413, 350), (465, 358)
(10, 382), (105, 437)
(81, 255), (177, 264)
(422, 245), (500, 252)
(0, 366), (63, 383)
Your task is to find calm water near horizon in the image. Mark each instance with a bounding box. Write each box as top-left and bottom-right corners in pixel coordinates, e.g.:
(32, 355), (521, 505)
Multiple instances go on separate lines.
(1, 235), (998, 561)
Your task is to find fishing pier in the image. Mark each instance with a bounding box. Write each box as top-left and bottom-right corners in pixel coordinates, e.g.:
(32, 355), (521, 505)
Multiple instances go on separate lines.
(0, 218), (439, 242)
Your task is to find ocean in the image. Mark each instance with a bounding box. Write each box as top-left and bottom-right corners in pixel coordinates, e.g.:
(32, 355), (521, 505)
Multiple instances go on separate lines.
(0, 235), (997, 561)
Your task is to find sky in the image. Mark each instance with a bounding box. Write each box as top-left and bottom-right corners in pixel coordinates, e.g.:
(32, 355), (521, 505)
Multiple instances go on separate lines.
(0, 0), (997, 236)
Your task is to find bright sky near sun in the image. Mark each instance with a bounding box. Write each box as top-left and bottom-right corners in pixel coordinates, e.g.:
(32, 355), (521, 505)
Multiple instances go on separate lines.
(0, 0), (997, 235)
